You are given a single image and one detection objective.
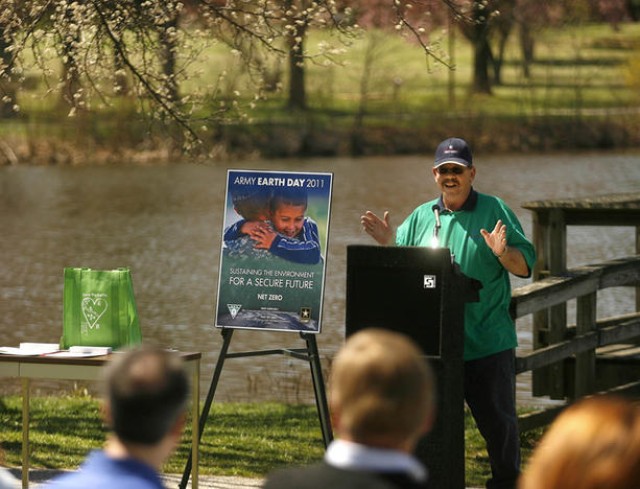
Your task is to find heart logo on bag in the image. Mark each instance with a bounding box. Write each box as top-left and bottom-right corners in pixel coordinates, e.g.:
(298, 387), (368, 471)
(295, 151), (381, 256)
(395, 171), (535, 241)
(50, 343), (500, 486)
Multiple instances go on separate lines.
(81, 297), (109, 329)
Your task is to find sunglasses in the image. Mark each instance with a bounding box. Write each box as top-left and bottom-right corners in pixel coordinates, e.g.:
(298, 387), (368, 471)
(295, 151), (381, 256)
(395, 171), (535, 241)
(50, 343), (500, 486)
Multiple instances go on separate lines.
(436, 166), (467, 175)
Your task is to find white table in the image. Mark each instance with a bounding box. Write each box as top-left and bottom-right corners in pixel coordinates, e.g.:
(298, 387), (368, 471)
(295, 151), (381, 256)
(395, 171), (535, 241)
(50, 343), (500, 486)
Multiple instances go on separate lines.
(0, 351), (201, 489)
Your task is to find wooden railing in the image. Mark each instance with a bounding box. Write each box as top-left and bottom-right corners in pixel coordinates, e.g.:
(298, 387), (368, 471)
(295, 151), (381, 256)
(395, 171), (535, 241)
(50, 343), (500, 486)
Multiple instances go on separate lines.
(511, 254), (640, 431)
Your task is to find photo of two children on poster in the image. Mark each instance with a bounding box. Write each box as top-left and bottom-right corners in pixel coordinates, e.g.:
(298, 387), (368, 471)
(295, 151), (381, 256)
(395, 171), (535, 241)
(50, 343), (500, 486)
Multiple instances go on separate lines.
(216, 169), (333, 333)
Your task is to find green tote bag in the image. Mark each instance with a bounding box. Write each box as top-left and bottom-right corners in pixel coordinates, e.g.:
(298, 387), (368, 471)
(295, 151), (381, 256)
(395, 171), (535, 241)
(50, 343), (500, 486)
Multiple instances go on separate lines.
(62, 267), (142, 349)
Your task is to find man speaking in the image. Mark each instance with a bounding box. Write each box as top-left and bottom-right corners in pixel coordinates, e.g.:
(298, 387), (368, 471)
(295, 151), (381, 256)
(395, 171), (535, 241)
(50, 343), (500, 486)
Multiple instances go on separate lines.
(361, 137), (536, 489)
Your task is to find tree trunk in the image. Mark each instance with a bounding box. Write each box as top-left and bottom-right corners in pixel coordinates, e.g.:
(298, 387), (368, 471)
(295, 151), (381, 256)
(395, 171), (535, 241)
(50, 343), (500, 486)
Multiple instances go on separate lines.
(287, 21), (307, 110)
(60, 6), (83, 110)
(61, 44), (82, 108)
(113, 24), (130, 97)
(472, 2), (492, 94)
(519, 23), (535, 79)
(159, 14), (179, 103)
(492, 23), (513, 85)
(472, 38), (492, 94)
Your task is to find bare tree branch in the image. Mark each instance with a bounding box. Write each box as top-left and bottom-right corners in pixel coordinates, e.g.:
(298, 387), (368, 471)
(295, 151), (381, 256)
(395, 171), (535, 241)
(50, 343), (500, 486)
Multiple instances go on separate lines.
(89, 0), (201, 144)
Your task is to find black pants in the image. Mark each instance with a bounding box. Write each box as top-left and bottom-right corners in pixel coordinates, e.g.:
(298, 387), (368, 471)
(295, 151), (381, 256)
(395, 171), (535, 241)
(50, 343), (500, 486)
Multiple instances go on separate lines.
(464, 349), (520, 489)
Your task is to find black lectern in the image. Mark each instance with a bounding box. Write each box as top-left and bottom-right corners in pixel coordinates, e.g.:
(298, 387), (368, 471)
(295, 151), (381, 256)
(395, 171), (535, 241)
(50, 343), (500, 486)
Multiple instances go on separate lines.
(346, 245), (481, 489)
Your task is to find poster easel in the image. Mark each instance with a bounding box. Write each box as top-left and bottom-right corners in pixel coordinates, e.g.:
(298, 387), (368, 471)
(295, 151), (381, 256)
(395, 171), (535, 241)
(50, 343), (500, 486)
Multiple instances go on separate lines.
(181, 169), (334, 488)
(179, 327), (332, 489)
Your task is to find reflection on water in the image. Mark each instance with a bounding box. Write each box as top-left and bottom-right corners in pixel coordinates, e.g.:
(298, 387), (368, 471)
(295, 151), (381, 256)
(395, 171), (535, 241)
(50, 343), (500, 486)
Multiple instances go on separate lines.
(1, 151), (639, 406)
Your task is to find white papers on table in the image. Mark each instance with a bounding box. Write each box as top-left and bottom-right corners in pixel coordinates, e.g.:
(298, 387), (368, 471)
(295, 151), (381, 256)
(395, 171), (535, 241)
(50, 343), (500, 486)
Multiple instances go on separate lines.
(0, 343), (111, 357)
(45, 346), (112, 358)
(0, 343), (60, 356)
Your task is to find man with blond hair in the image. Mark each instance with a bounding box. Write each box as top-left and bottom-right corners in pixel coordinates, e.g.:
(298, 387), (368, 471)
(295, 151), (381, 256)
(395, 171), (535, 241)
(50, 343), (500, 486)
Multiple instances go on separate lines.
(263, 328), (437, 489)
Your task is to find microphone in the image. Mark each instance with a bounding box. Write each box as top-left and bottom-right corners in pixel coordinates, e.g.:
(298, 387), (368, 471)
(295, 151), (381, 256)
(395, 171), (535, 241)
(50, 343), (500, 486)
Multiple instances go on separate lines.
(431, 204), (441, 248)
(432, 204), (441, 231)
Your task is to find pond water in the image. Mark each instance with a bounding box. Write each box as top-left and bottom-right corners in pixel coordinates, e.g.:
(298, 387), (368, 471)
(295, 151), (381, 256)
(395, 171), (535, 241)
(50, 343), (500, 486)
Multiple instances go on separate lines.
(1, 150), (639, 406)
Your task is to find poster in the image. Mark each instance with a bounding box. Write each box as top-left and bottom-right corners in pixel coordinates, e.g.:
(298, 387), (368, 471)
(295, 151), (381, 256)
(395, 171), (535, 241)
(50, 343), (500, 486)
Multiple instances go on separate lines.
(215, 169), (333, 333)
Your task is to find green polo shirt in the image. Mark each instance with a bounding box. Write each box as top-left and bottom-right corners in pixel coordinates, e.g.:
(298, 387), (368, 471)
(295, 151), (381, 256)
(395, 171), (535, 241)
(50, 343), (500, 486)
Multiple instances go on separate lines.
(396, 189), (536, 361)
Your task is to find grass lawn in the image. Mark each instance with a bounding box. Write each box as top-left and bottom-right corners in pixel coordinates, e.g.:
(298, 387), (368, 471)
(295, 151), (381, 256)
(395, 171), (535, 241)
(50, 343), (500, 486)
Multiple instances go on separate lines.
(230, 21), (640, 117)
(0, 396), (544, 487)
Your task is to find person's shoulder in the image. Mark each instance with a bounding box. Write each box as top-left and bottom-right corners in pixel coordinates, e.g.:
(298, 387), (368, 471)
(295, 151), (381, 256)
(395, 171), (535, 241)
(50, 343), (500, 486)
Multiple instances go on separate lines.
(476, 191), (501, 203)
(46, 452), (162, 489)
(264, 462), (421, 489)
(380, 472), (433, 489)
(46, 472), (98, 489)
(47, 475), (159, 489)
(263, 462), (328, 488)
(0, 468), (19, 489)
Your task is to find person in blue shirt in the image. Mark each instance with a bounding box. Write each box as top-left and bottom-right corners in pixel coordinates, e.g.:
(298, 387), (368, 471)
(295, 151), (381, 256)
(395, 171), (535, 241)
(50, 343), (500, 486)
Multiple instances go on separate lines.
(46, 346), (189, 489)
(0, 468), (18, 489)
(361, 137), (536, 489)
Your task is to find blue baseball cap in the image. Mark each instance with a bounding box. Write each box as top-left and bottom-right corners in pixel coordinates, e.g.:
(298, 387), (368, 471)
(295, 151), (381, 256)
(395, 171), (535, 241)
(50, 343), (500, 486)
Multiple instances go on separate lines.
(434, 137), (473, 168)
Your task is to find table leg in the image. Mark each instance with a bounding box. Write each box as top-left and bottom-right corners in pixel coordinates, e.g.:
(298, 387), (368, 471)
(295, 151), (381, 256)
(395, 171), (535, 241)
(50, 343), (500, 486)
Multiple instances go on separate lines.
(21, 378), (30, 489)
(191, 360), (199, 489)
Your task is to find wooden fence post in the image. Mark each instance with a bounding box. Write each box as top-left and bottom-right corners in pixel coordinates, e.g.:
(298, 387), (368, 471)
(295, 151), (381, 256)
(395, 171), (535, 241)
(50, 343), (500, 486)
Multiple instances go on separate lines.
(574, 292), (597, 398)
(547, 209), (568, 398)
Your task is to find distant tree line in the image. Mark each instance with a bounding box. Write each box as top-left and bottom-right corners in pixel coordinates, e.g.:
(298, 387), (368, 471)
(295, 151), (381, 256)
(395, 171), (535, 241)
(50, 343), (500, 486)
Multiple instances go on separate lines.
(0, 0), (635, 150)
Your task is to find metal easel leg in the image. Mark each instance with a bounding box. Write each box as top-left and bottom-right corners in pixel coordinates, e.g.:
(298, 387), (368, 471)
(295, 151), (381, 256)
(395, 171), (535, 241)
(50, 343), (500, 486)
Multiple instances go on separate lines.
(179, 328), (234, 489)
(301, 333), (333, 447)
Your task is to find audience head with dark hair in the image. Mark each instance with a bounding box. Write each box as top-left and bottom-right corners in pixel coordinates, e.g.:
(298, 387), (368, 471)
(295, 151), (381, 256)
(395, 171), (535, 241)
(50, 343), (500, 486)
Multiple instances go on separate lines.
(105, 345), (189, 445)
(47, 346), (189, 489)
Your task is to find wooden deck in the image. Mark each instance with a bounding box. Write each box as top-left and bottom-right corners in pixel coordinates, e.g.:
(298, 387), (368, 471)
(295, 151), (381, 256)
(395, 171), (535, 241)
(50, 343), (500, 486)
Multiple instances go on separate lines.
(522, 191), (640, 277)
(513, 192), (640, 424)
